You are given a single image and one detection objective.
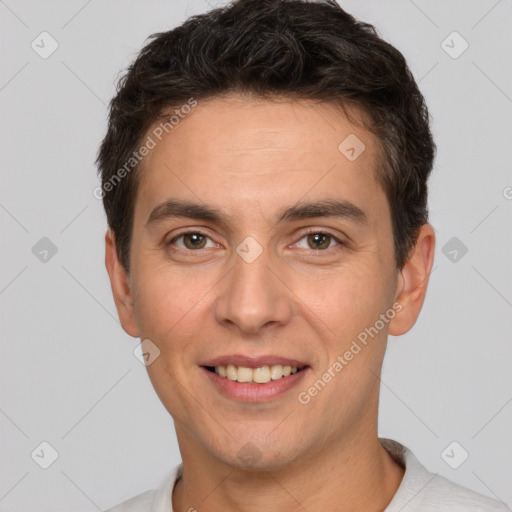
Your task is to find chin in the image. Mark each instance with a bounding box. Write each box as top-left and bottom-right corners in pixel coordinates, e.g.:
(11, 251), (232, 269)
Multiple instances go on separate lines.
(208, 436), (304, 472)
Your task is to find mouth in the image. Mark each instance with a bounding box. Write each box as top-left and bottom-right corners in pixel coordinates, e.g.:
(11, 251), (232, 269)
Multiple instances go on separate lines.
(203, 364), (308, 384)
(199, 356), (311, 402)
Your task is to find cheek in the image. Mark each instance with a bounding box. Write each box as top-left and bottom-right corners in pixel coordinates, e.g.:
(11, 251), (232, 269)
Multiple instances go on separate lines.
(301, 262), (389, 329)
(132, 265), (212, 345)
(138, 259), (209, 305)
(296, 266), (394, 379)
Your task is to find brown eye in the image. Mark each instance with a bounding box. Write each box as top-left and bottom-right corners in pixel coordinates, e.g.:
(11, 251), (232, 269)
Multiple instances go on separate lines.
(170, 232), (214, 250)
(306, 233), (331, 250)
(294, 230), (343, 251)
(183, 233), (207, 249)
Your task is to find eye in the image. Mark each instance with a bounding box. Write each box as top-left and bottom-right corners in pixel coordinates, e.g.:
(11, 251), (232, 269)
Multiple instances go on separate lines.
(294, 230), (343, 251)
(169, 231), (218, 250)
(167, 229), (343, 253)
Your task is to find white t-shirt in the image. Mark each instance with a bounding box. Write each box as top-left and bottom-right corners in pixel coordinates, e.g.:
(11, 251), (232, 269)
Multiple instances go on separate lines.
(104, 438), (511, 511)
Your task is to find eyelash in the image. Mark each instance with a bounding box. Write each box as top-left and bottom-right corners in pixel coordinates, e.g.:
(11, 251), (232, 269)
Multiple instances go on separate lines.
(167, 228), (345, 253)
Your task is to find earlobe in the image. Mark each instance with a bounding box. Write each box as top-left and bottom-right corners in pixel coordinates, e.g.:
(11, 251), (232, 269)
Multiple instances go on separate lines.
(104, 229), (140, 338)
(388, 223), (436, 336)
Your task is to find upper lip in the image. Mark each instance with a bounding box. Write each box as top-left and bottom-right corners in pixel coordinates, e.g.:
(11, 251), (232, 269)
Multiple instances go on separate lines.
(200, 354), (309, 369)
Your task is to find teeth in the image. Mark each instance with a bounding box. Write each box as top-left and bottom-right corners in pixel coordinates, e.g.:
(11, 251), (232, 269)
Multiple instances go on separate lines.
(237, 366), (253, 383)
(213, 364), (300, 384)
(270, 365), (283, 380)
(226, 364), (237, 381)
(253, 366), (271, 383)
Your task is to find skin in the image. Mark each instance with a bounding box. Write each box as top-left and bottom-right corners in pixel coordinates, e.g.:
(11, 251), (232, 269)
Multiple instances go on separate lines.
(105, 92), (435, 512)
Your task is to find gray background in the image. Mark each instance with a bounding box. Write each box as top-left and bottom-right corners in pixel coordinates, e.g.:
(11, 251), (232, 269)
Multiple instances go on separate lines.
(1, 0), (511, 510)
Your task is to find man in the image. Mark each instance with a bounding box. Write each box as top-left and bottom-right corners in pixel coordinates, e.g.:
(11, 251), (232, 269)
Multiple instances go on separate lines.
(97, 0), (510, 510)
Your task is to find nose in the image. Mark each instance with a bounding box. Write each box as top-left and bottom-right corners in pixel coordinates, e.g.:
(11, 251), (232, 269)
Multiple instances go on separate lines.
(213, 244), (293, 335)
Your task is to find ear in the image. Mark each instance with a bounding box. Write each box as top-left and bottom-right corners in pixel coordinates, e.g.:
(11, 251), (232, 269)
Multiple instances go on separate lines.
(388, 223), (435, 336)
(104, 229), (140, 338)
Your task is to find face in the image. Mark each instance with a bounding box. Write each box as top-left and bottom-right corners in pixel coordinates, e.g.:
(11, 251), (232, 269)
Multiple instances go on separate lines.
(106, 93), (434, 471)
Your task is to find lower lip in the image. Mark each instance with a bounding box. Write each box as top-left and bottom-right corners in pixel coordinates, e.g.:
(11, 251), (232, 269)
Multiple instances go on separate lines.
(201, 366), (310, 402)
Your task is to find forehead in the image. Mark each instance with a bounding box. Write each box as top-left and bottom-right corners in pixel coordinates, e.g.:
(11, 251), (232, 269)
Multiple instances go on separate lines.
(134, 93), (387, 227)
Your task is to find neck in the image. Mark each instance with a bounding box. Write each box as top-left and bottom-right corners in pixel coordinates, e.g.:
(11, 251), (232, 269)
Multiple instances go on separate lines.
(172, 430), (405, 512)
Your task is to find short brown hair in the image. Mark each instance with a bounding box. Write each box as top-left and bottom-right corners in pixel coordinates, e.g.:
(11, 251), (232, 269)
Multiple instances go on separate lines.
(96, 0), (435, 273)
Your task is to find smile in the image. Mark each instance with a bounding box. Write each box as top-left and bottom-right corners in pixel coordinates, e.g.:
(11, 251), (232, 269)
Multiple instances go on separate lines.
(201, 364), (310, 402)
(205, 364), (303, 384)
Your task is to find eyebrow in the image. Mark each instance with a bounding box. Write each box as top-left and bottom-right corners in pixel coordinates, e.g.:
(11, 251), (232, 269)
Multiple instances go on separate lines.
(145, 198), (368, 228)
